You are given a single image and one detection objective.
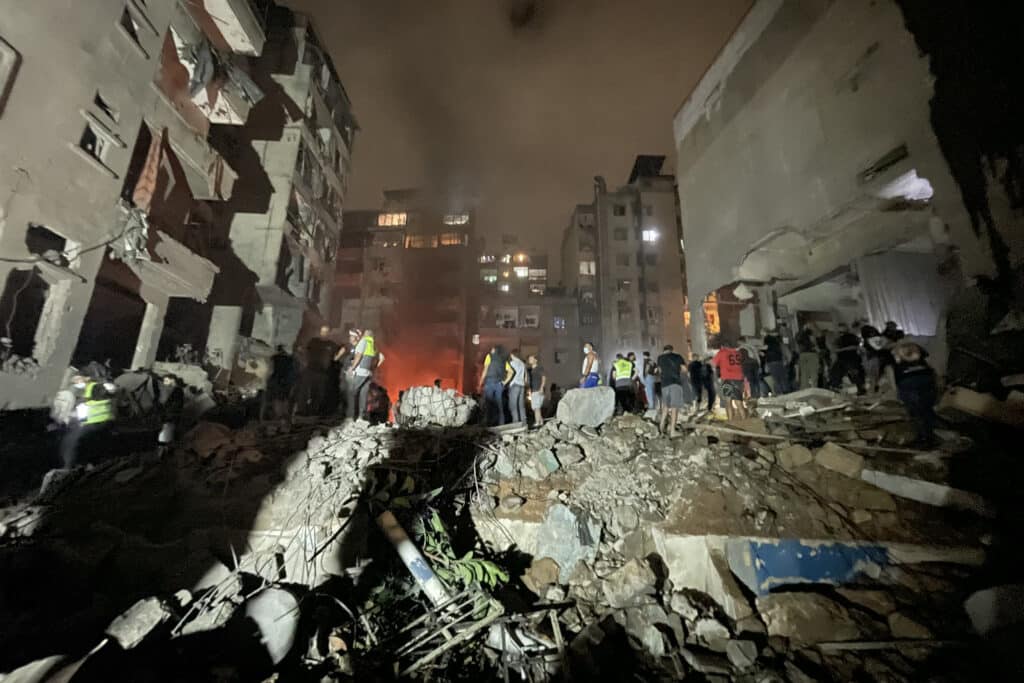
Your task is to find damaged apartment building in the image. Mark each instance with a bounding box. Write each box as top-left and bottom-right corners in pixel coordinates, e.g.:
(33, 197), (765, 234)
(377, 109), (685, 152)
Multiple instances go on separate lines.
(675, 0), (1024, 377)
(334, 191), (478, 393)
(561, 155), (688, 359)
(0, 0), (356, 410)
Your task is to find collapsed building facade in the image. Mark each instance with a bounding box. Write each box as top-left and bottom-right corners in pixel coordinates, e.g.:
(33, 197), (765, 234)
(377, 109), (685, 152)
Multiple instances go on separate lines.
(0, 0), (355, 410)
(675, 0), (1024, 369)
(561, 156), (689, 359)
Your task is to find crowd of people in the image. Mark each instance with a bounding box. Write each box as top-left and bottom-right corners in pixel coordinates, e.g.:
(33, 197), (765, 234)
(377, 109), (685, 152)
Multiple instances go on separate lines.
(568, 318), (938, 447)
(476, 345), (559, 428)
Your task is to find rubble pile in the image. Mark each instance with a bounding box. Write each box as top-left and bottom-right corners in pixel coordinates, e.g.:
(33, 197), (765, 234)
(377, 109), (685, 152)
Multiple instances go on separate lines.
(396, 385), (476, 428)
(0, 388), (1013, 681)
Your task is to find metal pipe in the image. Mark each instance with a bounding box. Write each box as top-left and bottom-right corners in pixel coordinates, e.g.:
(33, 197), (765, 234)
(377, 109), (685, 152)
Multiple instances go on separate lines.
(375, 510), (452, 607)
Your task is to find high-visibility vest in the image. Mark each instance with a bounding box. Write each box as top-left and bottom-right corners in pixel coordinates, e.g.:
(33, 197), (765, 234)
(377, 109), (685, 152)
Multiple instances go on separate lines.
(82, 382), (114, 425)
(613, 358), (633, 381)
(358, 334), (377, 370)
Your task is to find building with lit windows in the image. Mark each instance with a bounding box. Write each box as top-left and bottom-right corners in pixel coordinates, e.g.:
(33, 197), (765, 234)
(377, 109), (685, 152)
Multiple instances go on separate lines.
(561, 156), (688, 361)
(334, 190), (478, 393)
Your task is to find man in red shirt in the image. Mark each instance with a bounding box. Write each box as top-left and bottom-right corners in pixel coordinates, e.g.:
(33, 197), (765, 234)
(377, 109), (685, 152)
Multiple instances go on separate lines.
(712, 340), (748, 420)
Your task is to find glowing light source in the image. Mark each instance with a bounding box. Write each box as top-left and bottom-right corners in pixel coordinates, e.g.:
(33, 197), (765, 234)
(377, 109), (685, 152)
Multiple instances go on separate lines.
(642, 229), (659, 243)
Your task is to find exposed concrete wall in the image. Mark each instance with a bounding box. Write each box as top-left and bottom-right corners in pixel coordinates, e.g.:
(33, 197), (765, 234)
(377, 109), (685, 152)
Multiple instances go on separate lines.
(673, 0), (983, 353)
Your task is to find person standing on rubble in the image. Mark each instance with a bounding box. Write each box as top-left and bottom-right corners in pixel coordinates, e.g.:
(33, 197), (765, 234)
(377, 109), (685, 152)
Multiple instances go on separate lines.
(796, 322), (821, 389)
(347, 329), (383, 421)
(508, 349), (528, 424)
(60, 372), (117, 468)
(689, 352), (715, 413)
(892, 341), (938, 447)
(479, 345), (514, 425)
(763, 329), (789, 395)
(302, 326), (342, 415)
(157, 374), (184, 458)
(265, 344), (298, 424)
(527, 354), (547, 428)
(712, 341), (748, 420)
(579, 342), (601, 388)
(612, 353), (636, 414)
(642, 351), (659, 411)
(830, 322), (866, 395)
(657, 345), (686, 437)
(738, 336), (762, 399)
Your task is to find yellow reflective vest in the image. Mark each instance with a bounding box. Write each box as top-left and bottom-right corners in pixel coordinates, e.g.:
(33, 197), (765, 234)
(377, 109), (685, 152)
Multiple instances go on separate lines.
(82, 382), (114, 425)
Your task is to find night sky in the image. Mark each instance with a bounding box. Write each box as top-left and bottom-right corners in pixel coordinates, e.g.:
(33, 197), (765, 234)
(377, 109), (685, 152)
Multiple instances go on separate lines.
(286, 0), (752, 279)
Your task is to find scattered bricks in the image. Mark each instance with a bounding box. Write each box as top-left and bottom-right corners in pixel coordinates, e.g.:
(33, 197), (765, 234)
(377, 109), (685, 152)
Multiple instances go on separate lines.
(814, 442), (865, 478)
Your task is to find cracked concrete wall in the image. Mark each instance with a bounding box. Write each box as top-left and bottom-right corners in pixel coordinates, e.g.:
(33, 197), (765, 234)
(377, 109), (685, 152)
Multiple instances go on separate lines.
(673, 0), (982, 353)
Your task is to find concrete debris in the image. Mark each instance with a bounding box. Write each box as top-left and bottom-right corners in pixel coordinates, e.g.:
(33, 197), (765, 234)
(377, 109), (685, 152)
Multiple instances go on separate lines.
(756, 592), (864, 646)
(887, 612), (933, 639)
(860, 469), (995, 516)
(680, 647), (733, 675)
(938, 386), (1024, 427)
(535, 503), (602, 584)
(602, 557), (658, 608)
(694, 616), (731, 651)
(105, 597), (174, 649)
(244, 588), (300, 665)
(395, 386), (476, 428)
(776, 444), (813, 470)
(725, 638), (759, 670)
(555, 386), (615, 427)
(522, 557), (561, 596)
(963, 584), (1024, 636)
(814, 442), (865, 478)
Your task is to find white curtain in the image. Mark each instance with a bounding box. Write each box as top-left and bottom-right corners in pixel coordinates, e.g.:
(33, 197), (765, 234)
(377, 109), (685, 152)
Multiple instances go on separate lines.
(857, 252), (947, 336)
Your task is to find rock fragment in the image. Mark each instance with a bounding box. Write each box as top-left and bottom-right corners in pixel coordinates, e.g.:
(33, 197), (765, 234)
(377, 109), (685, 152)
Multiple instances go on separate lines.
(556, 386), (615, 427)
(602, 558), (658, 608)
(756, 592), (863, 646)
(814, 442), (865, 478)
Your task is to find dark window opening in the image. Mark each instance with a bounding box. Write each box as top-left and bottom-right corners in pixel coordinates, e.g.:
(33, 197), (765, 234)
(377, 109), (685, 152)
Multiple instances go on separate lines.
(94, 91), (119, 123)
(613, 204), (626, 216)
(79, 123), (108, 163)
(0, 268), (48, 359)
(119, 6), (144, 48)
(26, 224), (68, 265)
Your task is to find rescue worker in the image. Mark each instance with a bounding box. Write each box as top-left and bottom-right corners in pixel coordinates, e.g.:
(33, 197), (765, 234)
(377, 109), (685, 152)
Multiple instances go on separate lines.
(893, 341), (938, 447)
(478, 345), (514, 426)
(60, 373), (117, 468)
(579, 342), (601, 388)
(611, 353), (636, 414)
(347, 329), (384, 421)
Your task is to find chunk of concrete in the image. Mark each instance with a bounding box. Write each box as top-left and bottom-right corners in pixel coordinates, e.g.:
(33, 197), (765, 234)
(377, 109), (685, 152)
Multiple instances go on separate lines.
(695, 617), (731, 651)
(602, 558), (658, 608)
(814, 442), (864, 478)
(556, 387), (615, 427)
(725, 639), (758, 670)
(888, 612), (933, 639)
(680, 647), (733, 676)
(836, 588), (896, 616)
(670, 592), (700, 622)
(535, 503), (602, 584)
(522, 557), (561, 596)
(963, 584), (1024, 636)
(105, 597), (173, 649)
(244, 588), (300, 665)
(521, 448), (560, 480)
(756, 593), (863, 646)
(776, 444), (813, 470)
(860, 469), (994, 517)
(652, 532), (754, 622)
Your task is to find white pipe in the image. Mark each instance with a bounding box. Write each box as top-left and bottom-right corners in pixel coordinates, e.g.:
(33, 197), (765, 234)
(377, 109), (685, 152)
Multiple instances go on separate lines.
(376, 510), (452, 607)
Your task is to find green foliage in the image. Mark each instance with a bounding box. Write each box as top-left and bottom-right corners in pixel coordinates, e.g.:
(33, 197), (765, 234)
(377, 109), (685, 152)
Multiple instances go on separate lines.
(415, 510), (509, 591)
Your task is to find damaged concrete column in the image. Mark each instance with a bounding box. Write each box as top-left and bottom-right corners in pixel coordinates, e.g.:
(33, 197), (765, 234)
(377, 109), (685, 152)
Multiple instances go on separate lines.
(206, 305), (243, 372)
(131, 287), (170, 371)
(689, 291), (708, 356)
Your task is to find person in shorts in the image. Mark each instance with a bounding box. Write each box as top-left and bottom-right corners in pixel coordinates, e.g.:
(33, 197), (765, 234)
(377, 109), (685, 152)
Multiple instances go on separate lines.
(527, 354), (547, 428)
(712, 341), (748, 420)
(657, 345), (686, 437)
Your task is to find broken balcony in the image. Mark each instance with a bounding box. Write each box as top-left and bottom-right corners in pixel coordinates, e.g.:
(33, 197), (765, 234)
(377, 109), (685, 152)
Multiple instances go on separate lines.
(183, 0), (268, 58)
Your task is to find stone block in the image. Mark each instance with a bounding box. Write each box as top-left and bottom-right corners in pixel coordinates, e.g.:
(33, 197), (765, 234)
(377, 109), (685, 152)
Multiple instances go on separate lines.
(556, 387), (615, 427)
(602, 558), (658, 608)
(756, 593), (863, 646)
(963, 584), (1024, 636)
(536, 503), (601, 584)
(776, 444), (813, 470)
(105, 597), (173, 649)
(814, 442), (864, 478)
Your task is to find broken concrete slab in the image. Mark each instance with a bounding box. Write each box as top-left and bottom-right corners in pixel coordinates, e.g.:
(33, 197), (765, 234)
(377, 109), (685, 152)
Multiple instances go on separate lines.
(602, 558), (658, 608)
(680, 647), (733, 676)
(814, 442), (865, 478)
(837, 588), (897, 616)
(535, 503), (601, 584)
(726, 538), (887, 596)
(522, 557), (560, 596)
(860, 469), (995, 517)
(963, 584), (1024, 636)
(521, 448), (560, 480)
(651, 531), (754, 622)
(244, 587), (300, 665)
(396, 386), (476, 428)
(776, 444), (813, 470)
(756, 592), (864, 646)
(695, 616), (731, 651)
(888, 612), (933, 639)
(556, 386), (615, 427)
(725, 638), (759, 670)
(938, 386), (1024, 427)
(105, 597), (173, 649)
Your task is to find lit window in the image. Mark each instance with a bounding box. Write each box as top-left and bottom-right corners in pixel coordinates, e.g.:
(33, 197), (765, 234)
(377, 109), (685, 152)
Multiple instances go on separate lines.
(500, 254), (512, 264)
(502, 270), (510, 278)
(499, 283), (510, 293)
(378, 212), (408, 227)
(529, 283), (546, 295)
(496, 307), (517, 326)
(579, 260), (596, 276)
(514, 266), (528, 278)
(405, 234), (436, 248)
(528, 268), (546, 280)
(482, 274), (498, 284)
(553, 316), (566, 331)
(443, 213), (470, 225)
(515, 253), (527, 263)
(439, 232), (465, 246)
(613, 228), (628, 241)
(479, 255), (495, 264)
(520, 306), (540, 328)
(642, 229), (659, 243)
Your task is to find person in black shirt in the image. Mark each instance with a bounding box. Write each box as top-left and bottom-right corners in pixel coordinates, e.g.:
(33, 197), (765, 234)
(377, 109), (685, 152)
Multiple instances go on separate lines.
(657, 345), (686, 436)
(688, 352), (715, 412)
(265, 344), (298, 423)
(829, 323), (866, 394)
(893, 342), (937, 446)
(795, 323), (820, 389)
(763, 331), (789, 395)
